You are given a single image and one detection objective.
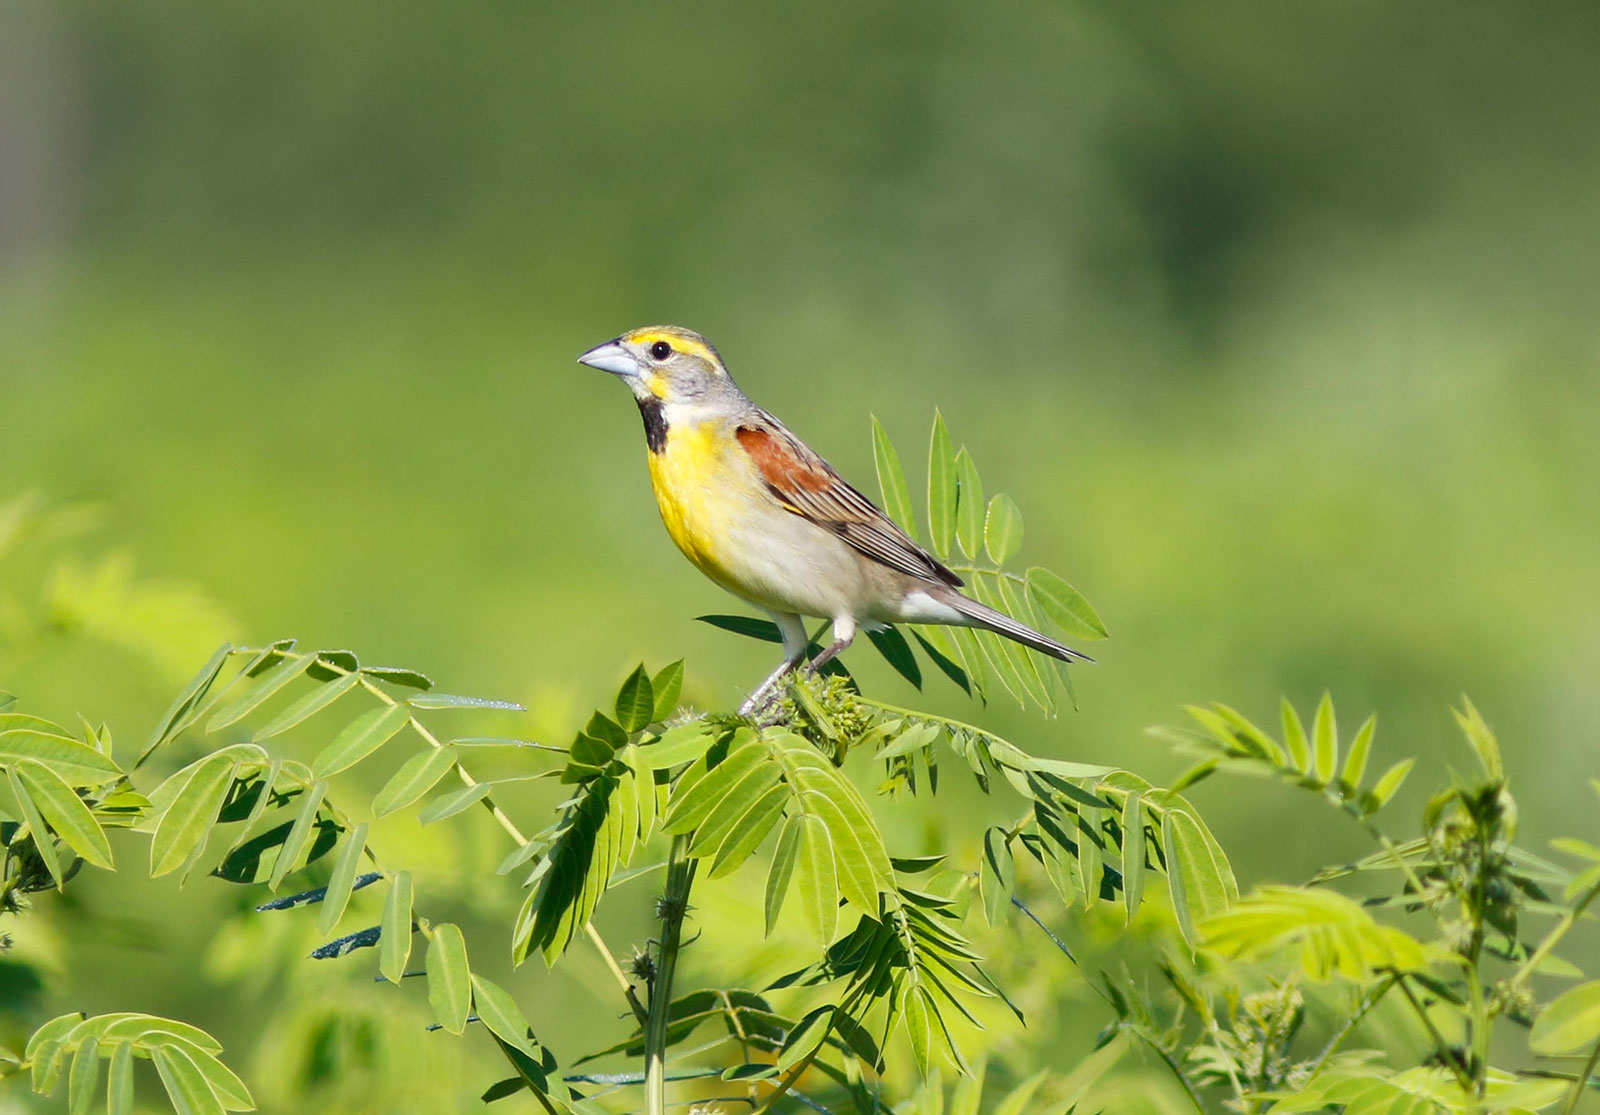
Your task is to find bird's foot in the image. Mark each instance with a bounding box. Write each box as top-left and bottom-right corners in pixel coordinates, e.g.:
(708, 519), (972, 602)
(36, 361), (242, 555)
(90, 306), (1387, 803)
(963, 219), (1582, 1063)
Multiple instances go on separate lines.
(739, 659), (800, 718)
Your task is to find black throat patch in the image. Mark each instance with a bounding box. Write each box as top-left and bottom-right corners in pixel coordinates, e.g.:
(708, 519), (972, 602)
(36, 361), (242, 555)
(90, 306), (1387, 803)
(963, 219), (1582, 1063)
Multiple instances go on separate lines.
(636, 395), (669, 454)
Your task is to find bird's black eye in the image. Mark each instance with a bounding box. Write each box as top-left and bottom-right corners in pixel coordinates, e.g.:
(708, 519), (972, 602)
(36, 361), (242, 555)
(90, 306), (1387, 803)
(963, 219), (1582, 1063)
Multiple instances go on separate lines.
(649, 340), (673, 361)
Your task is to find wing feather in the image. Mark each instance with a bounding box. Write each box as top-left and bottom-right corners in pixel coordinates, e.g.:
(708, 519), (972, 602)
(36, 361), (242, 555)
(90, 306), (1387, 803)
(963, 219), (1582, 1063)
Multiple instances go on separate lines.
(734, 416), (962, 587)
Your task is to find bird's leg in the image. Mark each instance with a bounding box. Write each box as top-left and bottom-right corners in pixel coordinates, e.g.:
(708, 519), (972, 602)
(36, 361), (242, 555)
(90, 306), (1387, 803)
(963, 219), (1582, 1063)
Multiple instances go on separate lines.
(738, 612), (810, 718)
(739, 659), (798, 717)
(806, 616), (858, 672)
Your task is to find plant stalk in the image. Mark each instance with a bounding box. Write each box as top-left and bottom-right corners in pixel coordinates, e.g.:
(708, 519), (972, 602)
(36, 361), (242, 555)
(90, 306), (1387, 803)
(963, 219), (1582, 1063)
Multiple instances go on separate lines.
(645, 833), (696, 1115)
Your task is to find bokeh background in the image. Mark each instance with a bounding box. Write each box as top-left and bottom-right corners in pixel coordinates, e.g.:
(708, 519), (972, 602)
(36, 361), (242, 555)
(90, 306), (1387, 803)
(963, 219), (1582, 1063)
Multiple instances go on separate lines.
(3, 1), (1598, 1111)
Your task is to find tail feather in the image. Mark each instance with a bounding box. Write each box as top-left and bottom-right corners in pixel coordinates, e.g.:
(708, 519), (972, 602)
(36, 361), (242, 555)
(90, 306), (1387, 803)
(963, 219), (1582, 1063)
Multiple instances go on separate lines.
(943, 590), (1094, 665)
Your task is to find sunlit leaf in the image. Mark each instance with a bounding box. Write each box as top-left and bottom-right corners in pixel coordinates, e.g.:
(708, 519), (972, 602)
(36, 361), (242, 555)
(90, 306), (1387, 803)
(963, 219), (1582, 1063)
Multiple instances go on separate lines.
(107, 1041), (133, 1115)
(67, 1034), (97, 1115)
(954, 448), (985, 559)
(472, 974), (538, 1056)
(777, 1005), (835, 1074)
(1026, 567), (1108, 640)
(311, 703), (411, 778)
(637, 723), (715, 770)
(651, 660), (685, 721)
(984, 494), (1023, 565)
(140, 644), (231, 764)
(407, 692), (524, 711)
(151, 1045), (224, 1115)
(1281, 698), (1310, 772)
(255, 672), (360, 740)
(150, 755), (236, 877)
(1341, 714), (1377, 792)
(795, 814), (839, 943)
(14, 759), (113, 868)
(206, 652), (315, 731)
(765, 814), (802, 935)
(427, 923), (472, 1034)
(1312, 692), (1337, 783)
(928, 411), (956, 557)
(872, 415), (918, 538)
(362, 665), (433, 690)
(317, 823), (368, 937)
(1529, 979), (1600, 1054)
(1164, 809), (1231, 946)
(373, 745), (457, 816)
(418, 782), (491, 825)
(1363, 758), (1416, 815)
(980, 827), (1014, 926)
(614, 665), (655, 732)
(1122, 791), (1146, 922)
(268, 780), (328, 890)
(0, 729), (122, 785)
(380, 871), (414, 984)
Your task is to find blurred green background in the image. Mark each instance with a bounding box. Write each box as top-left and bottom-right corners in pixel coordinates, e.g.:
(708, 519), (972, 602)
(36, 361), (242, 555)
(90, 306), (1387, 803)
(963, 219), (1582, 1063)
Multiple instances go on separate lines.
(3, 0), (1598, 1110)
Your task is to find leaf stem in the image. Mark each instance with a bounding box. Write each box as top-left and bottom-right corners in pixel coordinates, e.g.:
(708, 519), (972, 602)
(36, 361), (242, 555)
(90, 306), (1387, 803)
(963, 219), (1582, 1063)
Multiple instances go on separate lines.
(645, 833), (696, 1115)
(1306, 974), (1396, 1078)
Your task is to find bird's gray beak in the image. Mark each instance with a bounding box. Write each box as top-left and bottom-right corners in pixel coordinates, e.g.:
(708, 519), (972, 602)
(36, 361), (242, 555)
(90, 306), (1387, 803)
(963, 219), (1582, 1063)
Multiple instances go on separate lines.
(577, 339), (639, 377)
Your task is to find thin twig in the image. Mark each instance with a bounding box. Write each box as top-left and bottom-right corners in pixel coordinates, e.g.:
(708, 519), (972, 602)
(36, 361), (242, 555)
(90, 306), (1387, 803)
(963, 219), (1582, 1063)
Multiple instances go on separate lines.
(1560, 1035), (1600, 1115)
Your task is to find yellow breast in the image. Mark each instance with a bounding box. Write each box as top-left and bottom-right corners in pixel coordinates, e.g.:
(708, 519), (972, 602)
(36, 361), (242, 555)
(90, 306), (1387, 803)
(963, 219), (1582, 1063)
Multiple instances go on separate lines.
(646, 421), (761, 592)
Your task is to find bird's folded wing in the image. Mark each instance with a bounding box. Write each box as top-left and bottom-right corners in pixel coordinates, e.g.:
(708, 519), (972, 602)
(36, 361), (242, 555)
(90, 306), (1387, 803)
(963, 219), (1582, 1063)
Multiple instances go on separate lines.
(734, 416), (962, 587)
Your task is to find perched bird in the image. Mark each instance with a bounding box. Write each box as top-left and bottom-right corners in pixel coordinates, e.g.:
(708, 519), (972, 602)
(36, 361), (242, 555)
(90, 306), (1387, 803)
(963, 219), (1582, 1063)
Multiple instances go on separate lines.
(578, 325), (1090, 708)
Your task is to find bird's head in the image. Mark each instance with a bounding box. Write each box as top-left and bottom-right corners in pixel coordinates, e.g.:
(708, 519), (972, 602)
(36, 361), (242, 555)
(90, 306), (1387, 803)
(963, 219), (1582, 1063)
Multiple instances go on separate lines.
(577, 325), (734, 405)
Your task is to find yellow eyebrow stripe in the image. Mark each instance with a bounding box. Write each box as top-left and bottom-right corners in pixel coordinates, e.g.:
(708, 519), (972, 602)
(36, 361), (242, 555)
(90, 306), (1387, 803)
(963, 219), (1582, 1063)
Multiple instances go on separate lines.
(624, 330), (719, 365)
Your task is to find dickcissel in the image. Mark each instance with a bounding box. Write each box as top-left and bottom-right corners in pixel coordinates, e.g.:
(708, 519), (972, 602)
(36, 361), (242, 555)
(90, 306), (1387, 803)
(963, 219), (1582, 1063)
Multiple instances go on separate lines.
(578, 325), (1090, 708)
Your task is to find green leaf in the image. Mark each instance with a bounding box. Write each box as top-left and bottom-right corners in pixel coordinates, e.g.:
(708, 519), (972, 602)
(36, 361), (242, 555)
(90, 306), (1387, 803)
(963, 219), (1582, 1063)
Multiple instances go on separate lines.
(1530, 980), (1600, 1054)
(1163, 810), (1231, 946)
(317, 823), (368, 937)
(373, 745), (457, 816)
(417, 782), (491, 825)
(0, 690), (14, 712)
(7, 767), (60, 889)
(708, 784), (789, 878)
(68, 1034), (98, 1115)
(1203, 886), (1428, 981)
(1281, 698), (1310, 772)
(993, 1069), (1049, 1115)
(1363, 758), (1415, 815)
(664, 737), (766, 833)
(268, 779), (327, 890)
(984, 494), (1023, 565)
(765, 814), (802, 935)
(696, 614), (782, 642)
(206, 652), (315, 731)
(948, 625), (989, 702)
(1026, 567), (1108, 640)
(311, 703), (411, 778)
(778, 1005), (835, 1074)
(980, 827), (1014, 927)
(427, 923), (472, 1035)
(380, 871), (414, 984)
(872, 416), (918, 539)
(14, 760), (112, 868)
(361, 665), (433, 690)
(1341, 714), (1377, 792)
(152, 1044), (224, 1115)
(471, 975), (537, 1056)
(255, 672), (361, 740)
(795, 814), (838, 943)
(651, 660), (685, 721)
(614, 666), (655, 732)
(150, 755), (236, 877)
(0, 729), (122, 785)
(406, 692), (524, 711)
(928, 411), (956, 558)
(638, 723), (715, 769)
(107, 1041), (133, 1115)
(1312, 692), (1337, 783)
(685, 763), (783, 858)
(1122, 791), (1146, 923)
(866, 627), (922, 689)
(1078, 801), (1103, 909)
(909, 627), (970, 695)
(162, 1042), (251, 1110)
(954, 447), (985, 559)
(140, 644), (231, 764)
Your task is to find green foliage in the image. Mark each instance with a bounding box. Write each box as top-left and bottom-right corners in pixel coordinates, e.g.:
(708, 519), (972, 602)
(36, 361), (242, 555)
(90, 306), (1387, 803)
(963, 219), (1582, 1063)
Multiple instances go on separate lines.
(3, 422), (1597, 1115)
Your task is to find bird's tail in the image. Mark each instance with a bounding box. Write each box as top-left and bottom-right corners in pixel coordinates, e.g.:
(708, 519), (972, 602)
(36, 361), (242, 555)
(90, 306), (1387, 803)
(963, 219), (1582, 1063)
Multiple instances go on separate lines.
(939, 588), (1094, 664)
